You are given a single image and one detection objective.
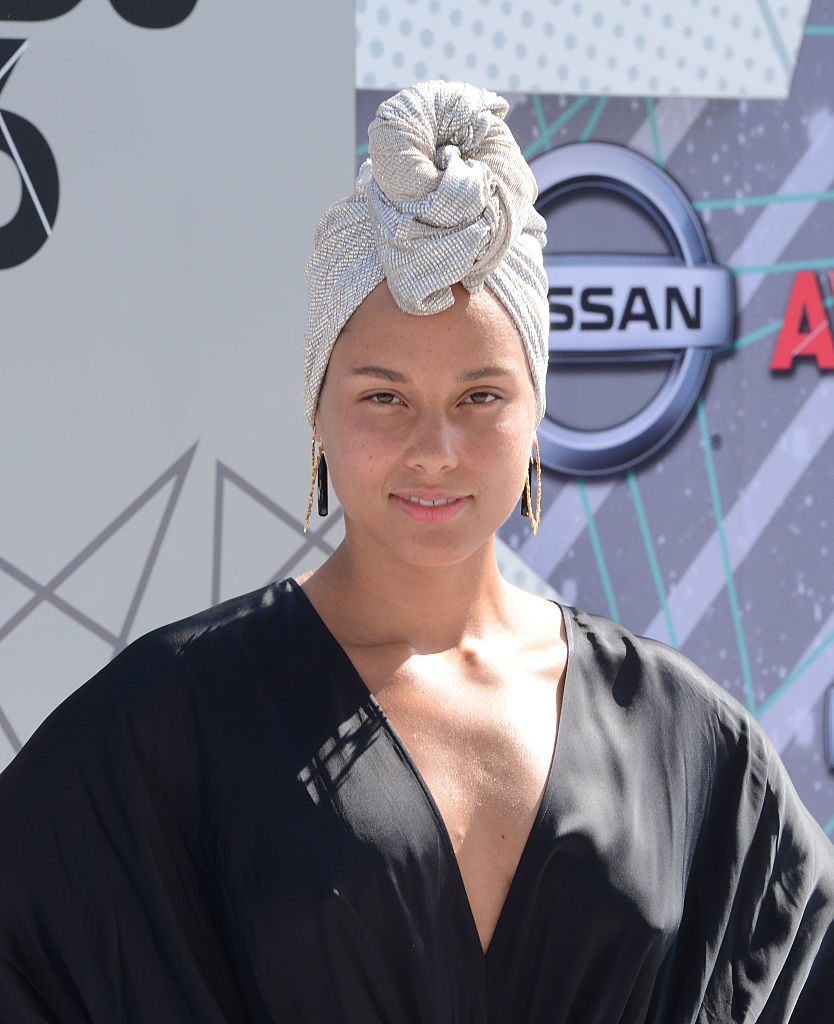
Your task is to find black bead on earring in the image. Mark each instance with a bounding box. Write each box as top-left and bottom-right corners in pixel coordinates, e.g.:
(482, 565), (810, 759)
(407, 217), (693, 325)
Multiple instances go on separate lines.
(520, 454), (534, 517)
(520, 436), (541, 534)
(316, 452), (328, 517)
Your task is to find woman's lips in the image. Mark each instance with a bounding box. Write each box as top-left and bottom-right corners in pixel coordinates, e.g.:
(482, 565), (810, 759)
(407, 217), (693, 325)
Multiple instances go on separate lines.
(391, 493), (470, 522)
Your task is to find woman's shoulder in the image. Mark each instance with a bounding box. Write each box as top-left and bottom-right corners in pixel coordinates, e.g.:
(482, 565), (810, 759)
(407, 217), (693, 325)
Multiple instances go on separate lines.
(562, 605), (831, 864)
(0, 580), (308, 794)
(563, 603), (771, 768)
(63, 579), (299, 706)
(123, 577), (304, 666)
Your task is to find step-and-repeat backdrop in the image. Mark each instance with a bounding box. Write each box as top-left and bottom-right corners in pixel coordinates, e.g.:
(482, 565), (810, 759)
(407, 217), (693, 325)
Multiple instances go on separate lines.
(3, 1), (834, 838)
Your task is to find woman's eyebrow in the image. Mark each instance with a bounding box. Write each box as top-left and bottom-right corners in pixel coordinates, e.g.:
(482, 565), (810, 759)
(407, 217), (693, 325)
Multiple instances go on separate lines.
(349, 365), (410, 382)
(457, 365), (514, 382)
(348, 364), (514, 383)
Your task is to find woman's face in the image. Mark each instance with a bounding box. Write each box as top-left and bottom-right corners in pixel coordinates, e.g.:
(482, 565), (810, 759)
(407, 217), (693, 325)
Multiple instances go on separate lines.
(315, 281), (538, 570)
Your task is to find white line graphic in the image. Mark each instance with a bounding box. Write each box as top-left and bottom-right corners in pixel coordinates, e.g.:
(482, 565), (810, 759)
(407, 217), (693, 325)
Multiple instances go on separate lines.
(759, 608), (834, 754)
(643, 378), (834, 646)
(755, 0), (794, 78)
(0, 39), (27, 85)
(629, 98), (708, 166)
(732, 111), (834, 308)
(519, 479), (613, 581)
(0, 110), (53, 238)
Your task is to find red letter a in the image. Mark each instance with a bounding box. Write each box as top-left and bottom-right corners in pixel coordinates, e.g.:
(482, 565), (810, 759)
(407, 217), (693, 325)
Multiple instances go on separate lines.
(770, 270), (834, 371)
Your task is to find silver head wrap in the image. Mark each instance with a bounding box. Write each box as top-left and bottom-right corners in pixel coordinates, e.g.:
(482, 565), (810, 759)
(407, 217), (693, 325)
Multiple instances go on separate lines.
(304, 80), (549, 427)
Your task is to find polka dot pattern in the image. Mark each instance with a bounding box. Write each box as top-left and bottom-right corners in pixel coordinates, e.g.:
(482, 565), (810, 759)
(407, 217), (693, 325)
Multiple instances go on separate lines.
(355, 0), (810, 98)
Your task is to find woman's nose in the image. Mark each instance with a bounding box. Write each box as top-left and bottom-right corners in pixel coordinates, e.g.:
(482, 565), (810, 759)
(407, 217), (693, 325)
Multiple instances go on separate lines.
(404, 411), (458, 475)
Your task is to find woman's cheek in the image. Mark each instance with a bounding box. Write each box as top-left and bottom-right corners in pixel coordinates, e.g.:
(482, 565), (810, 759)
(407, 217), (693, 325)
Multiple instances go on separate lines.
(472, 414), (525, 460)
(330, 420), (395, 491)
(350, 417), (397, 461)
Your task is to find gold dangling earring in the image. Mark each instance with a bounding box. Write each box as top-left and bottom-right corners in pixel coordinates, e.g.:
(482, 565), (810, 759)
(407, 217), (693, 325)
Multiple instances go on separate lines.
(521, 434), (542, 535)
(304, 431), (324, 533)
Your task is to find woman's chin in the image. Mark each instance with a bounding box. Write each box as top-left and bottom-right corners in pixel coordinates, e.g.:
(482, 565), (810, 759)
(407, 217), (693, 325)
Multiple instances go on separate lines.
(378, 529), (496, 573)
(339, 503), (509, 572)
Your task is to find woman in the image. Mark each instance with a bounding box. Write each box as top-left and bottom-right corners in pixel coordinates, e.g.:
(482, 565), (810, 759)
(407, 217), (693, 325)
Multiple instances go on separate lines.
(1, 81), (832, 1023)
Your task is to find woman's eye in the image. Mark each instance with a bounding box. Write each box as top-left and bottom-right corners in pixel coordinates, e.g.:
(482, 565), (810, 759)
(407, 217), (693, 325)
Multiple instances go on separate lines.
(465, 391), (498, 405)
(368, 392), (402, 405)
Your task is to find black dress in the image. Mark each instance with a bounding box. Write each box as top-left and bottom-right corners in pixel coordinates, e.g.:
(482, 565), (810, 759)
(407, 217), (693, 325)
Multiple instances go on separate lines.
(0, 579), (832, 1022)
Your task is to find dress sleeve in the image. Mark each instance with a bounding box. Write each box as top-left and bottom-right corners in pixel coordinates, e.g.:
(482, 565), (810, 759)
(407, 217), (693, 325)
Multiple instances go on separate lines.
(0, 632), (244, 1024)
(693, 714), (834, 1023)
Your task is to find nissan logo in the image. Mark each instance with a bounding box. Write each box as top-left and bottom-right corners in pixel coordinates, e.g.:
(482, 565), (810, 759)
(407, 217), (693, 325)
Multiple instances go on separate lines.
(531, 142), (735, 476)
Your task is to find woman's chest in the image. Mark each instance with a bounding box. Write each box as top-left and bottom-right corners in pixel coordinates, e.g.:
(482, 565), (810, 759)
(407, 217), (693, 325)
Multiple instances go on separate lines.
(202, 695), (685, 1022)
(198, 643), (689, 1011)
(341, 645), (565, 950)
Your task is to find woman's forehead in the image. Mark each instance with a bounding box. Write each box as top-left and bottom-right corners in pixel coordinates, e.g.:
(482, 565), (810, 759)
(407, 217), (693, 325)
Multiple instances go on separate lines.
(333, 281), (529, 372)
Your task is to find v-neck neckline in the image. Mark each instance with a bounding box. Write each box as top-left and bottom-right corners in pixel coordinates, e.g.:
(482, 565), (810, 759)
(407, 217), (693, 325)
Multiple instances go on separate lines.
(288, 578), (578, 962)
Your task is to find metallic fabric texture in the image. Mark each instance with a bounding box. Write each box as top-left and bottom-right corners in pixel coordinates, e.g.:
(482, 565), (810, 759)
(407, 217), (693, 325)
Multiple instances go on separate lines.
(304, 80), (549, 427)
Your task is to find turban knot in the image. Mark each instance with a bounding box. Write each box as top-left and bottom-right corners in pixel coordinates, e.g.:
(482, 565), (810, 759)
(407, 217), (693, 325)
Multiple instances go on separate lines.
(304, 80), (549, 427)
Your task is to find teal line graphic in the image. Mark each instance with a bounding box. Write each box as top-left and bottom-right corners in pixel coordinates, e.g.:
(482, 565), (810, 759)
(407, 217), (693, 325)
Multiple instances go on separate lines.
(577, 479), (620, 622)
(645, 97), (663, 168)
(755, 0), (792, 75)
(714, 297), (833, 360)
(719, 317), (783, 356)
(826, 814), (834, 837)
(805, 25), (834, 36)
(356, 140), (369, 158)
(580, 97), (608, 142)
(733, 258), (834, 275)
(627, 471), (678, 649)
(695, 190), (834, 211)
(531, 93), (549, 140)
(756, 627), (834, 719)
(697, 401), (755, 713)
(523, 96), (589, 160)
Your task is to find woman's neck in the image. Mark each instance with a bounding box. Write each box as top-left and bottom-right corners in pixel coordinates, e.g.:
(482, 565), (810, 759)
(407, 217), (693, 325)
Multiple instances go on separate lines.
(300, 535), (516, 655)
